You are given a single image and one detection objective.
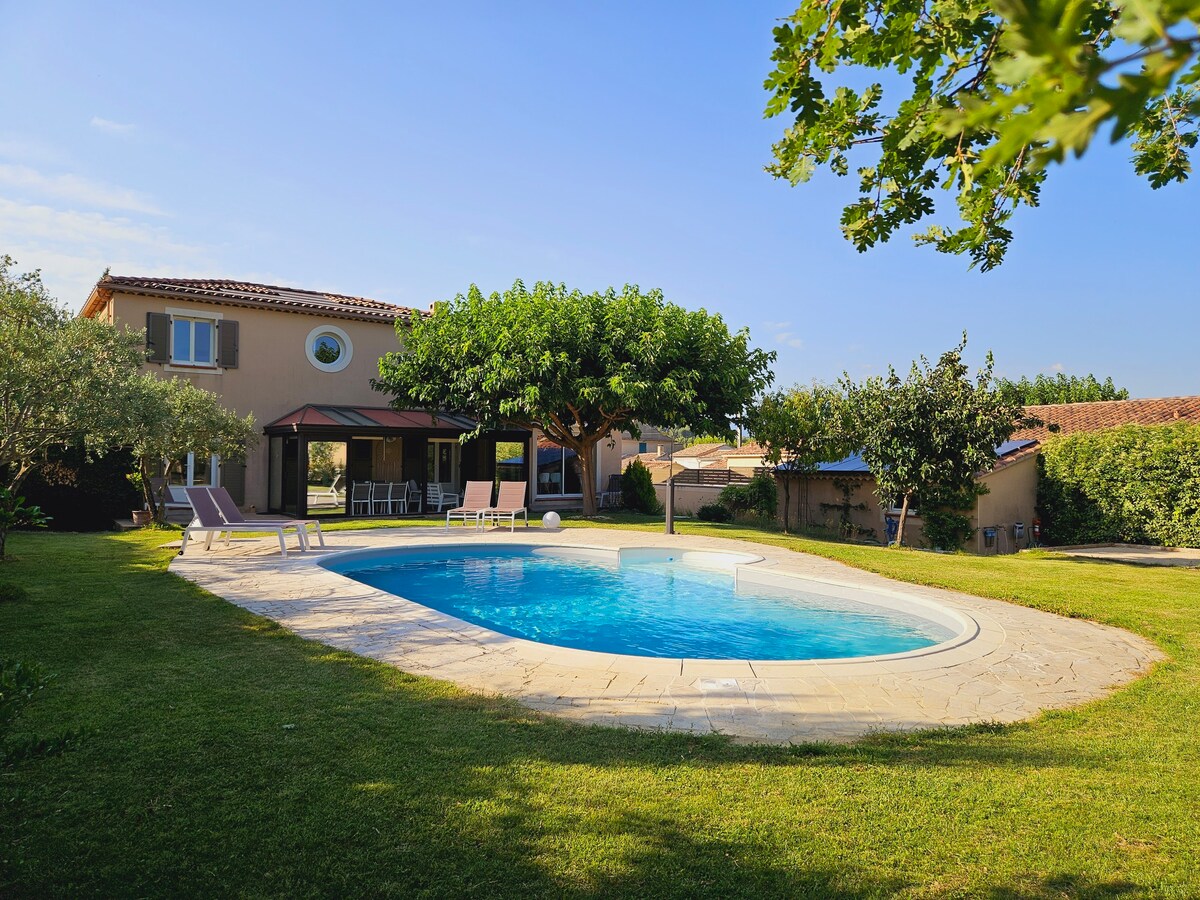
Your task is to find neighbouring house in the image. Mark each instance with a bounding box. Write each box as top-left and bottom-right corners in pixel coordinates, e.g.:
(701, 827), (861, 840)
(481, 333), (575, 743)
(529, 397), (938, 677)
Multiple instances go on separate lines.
(670, 442), (731, 470)
(774, 396), (1200, 552)
(619, 425), (683, 461)
(80, 275), (625, 517)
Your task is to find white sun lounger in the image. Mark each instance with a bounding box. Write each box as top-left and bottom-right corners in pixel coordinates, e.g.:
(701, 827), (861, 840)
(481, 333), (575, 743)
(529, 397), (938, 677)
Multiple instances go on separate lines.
(481, 481), (529, 532)
(445, 481), (494, 530)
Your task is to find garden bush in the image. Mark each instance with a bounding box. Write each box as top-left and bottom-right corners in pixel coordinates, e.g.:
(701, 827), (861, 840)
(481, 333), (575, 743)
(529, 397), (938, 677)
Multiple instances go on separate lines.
(718, 473), (778, 520)
(696, 503), (733, 523)
(621, 459), (662, 514)
(1037, 423), (1200, 548)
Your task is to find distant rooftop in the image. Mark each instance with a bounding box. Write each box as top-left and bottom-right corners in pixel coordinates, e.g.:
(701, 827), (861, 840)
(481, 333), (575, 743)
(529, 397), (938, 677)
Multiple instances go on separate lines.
(84, 275), (420, 324)
(672, 442), (731, 459)
(1015, 397), (1200, 442)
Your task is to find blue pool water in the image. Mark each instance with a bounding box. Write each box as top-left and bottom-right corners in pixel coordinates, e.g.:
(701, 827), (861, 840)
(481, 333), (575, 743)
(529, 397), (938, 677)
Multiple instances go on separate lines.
(323, 545), (956, 661)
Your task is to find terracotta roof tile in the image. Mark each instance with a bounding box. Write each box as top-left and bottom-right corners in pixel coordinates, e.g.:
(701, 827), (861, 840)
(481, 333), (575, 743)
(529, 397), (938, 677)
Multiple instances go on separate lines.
(672, 442), (731, 459)
(1014, 397), (1200, 442)
(91, 275), (420, 323)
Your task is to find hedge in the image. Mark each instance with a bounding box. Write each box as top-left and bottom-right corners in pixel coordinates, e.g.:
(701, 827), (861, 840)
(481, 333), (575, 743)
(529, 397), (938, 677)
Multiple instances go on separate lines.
(1037, 423), (1200, 548)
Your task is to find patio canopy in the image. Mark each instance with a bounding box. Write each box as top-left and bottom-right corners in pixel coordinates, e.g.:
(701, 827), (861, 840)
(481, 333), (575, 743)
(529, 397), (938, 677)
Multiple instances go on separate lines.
(264, 405), (527, 440)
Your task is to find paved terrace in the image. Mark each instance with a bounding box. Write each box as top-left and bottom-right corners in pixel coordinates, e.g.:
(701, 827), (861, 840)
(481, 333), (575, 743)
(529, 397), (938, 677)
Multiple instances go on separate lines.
(170, 527), (1162, 743)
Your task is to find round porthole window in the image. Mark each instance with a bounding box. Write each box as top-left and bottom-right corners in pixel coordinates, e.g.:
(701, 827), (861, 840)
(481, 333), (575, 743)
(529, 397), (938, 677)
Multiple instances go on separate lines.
(305, 325), (353, 373)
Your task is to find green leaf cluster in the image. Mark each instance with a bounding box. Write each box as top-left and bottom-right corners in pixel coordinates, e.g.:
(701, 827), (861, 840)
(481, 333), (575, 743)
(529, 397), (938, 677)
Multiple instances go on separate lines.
(765, 0), (1200, 269)
(1037, 422), (1200, 547)
(996, 372), (1129, 405)
(375, 280), (775, 515)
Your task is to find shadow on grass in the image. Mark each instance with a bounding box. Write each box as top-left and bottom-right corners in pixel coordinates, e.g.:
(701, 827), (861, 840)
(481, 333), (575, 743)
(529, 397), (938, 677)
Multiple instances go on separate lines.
(0, 531), (1166, 897)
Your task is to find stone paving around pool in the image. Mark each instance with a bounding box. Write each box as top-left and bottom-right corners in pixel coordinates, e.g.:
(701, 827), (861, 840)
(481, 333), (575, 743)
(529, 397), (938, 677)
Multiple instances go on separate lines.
(170, 526), (1163, 743)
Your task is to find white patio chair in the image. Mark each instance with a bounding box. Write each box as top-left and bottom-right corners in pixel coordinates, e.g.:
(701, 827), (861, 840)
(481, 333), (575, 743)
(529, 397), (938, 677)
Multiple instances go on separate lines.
(372, 482), (397, 515)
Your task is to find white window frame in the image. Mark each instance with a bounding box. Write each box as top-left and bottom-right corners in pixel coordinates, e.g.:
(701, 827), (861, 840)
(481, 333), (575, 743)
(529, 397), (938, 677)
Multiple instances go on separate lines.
(305, 324), (354, 373)
(168, 452), (220, 487)
(165, 306), (222, 371)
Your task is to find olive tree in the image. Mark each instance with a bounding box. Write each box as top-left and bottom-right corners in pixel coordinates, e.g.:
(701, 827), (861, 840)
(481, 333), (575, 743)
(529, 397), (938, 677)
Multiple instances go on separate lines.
(375, 280), (775, 515)
(0, 257), (144, 558)
(122, 375), (257, 522)
(765, 0), (1199, 269)
(841, 336), (1025, 546)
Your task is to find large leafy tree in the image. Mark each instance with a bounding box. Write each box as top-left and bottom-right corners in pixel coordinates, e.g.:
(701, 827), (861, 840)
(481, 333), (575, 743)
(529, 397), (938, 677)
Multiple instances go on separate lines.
(375, 281), (776, 515)
(122, 375), (257, 522)
(748, 384), (854, 532)
(765, 0), (1200, 269)
(841, 335), (1025, 546)
(996, 372), (1129, 405)
(0, 257), (145, 557)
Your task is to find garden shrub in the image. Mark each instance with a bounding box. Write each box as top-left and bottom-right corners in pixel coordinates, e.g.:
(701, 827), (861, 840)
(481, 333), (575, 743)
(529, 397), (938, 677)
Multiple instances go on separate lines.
(621, 459), (662, 514)
(697, 503), (733, 523)
(1037, 423), (1200, 548)
(0, 582), (29, 603)
(718, 473), (778, 520)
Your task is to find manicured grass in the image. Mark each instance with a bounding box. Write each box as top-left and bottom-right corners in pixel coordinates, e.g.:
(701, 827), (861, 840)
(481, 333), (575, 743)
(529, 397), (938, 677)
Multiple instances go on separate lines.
(1, 526), (1198, 897)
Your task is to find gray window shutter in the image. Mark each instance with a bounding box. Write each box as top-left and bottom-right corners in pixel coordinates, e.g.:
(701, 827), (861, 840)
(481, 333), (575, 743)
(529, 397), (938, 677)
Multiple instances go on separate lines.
(217, 320), (239, 368)
(146, 312), (170, 363)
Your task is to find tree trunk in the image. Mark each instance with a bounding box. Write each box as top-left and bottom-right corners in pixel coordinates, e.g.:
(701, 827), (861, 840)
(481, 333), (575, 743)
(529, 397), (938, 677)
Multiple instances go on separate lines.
(577, 439), (598, 517)
(895, 492), (911, 548)
(140, 457), (160, 522)
(781, 475), (791, 533)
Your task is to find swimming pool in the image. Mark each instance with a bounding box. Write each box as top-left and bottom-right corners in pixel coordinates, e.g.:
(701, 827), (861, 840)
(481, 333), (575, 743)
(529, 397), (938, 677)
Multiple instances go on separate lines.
(322, 544), (962, 661)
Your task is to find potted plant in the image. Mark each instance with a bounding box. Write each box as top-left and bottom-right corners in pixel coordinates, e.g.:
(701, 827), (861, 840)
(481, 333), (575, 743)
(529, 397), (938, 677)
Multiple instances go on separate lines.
(127, 473), (153, 526)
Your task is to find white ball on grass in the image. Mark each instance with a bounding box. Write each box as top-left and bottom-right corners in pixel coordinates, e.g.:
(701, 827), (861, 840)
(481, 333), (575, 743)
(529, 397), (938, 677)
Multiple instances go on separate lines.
(541, 511), (562, 531)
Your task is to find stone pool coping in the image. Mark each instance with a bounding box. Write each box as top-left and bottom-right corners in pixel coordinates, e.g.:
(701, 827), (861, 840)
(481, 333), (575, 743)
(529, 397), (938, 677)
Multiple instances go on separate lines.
(170, 526), (1163, 743)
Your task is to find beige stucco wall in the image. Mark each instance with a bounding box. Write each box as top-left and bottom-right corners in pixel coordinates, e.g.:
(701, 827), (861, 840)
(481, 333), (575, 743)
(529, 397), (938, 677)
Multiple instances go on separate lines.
(111, 291), (402, 510)
(973, 455), (1038, 553)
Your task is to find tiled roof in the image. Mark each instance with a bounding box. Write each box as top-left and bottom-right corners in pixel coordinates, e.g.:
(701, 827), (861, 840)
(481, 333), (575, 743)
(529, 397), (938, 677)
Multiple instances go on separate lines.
(672, 442), (731, 459)
(265, 405), (483, 433)
(86, 275), (420, 323)
(1014, 397), (1200, 442)
(712, 441), (767, 459)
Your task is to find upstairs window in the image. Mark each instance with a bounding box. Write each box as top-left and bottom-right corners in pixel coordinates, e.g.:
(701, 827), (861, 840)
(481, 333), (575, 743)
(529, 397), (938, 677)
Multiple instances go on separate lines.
(146, 311), (236, 368)
(171, 316), (216, 366)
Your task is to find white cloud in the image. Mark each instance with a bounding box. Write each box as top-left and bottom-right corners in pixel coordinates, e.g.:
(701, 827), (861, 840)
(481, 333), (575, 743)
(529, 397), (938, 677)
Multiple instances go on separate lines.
(0, 198), (208, 308)
(0, 135), (72, 166)
(89, 116), (136, 135)
(0, 163), (163, 215)
(1046, 362), (1066, 374)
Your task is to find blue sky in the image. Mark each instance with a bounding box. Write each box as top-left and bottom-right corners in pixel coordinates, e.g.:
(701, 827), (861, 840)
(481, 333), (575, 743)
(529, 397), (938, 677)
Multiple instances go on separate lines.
(1, 1), (1196, 396)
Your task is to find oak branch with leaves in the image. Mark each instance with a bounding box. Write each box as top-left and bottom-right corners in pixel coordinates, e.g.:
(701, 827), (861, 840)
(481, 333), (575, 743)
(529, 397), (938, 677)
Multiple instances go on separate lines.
(374, 281), (775, 516)
(765, 0), (1199, 270)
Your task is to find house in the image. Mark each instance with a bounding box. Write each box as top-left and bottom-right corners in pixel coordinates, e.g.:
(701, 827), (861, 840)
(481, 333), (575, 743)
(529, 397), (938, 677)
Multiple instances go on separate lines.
(618, 425), (683, 461)
(80, 275), (624, 517)
(670, 442), (730, 470)
(774, 396), (1200, 552)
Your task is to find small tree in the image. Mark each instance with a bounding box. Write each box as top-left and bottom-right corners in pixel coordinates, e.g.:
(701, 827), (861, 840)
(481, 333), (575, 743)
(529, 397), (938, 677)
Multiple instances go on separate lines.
(122, 375), (257, 521)
(748, 385), (854, 532)
(375, 281), (775, 515)
(841, 335), (1024, 547)
(621, 459), (662, 514)
(0, 257), (144, 559)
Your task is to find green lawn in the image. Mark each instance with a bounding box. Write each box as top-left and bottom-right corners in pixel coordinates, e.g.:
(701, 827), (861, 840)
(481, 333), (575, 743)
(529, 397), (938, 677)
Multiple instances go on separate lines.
(1, 525), (1198, 898)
